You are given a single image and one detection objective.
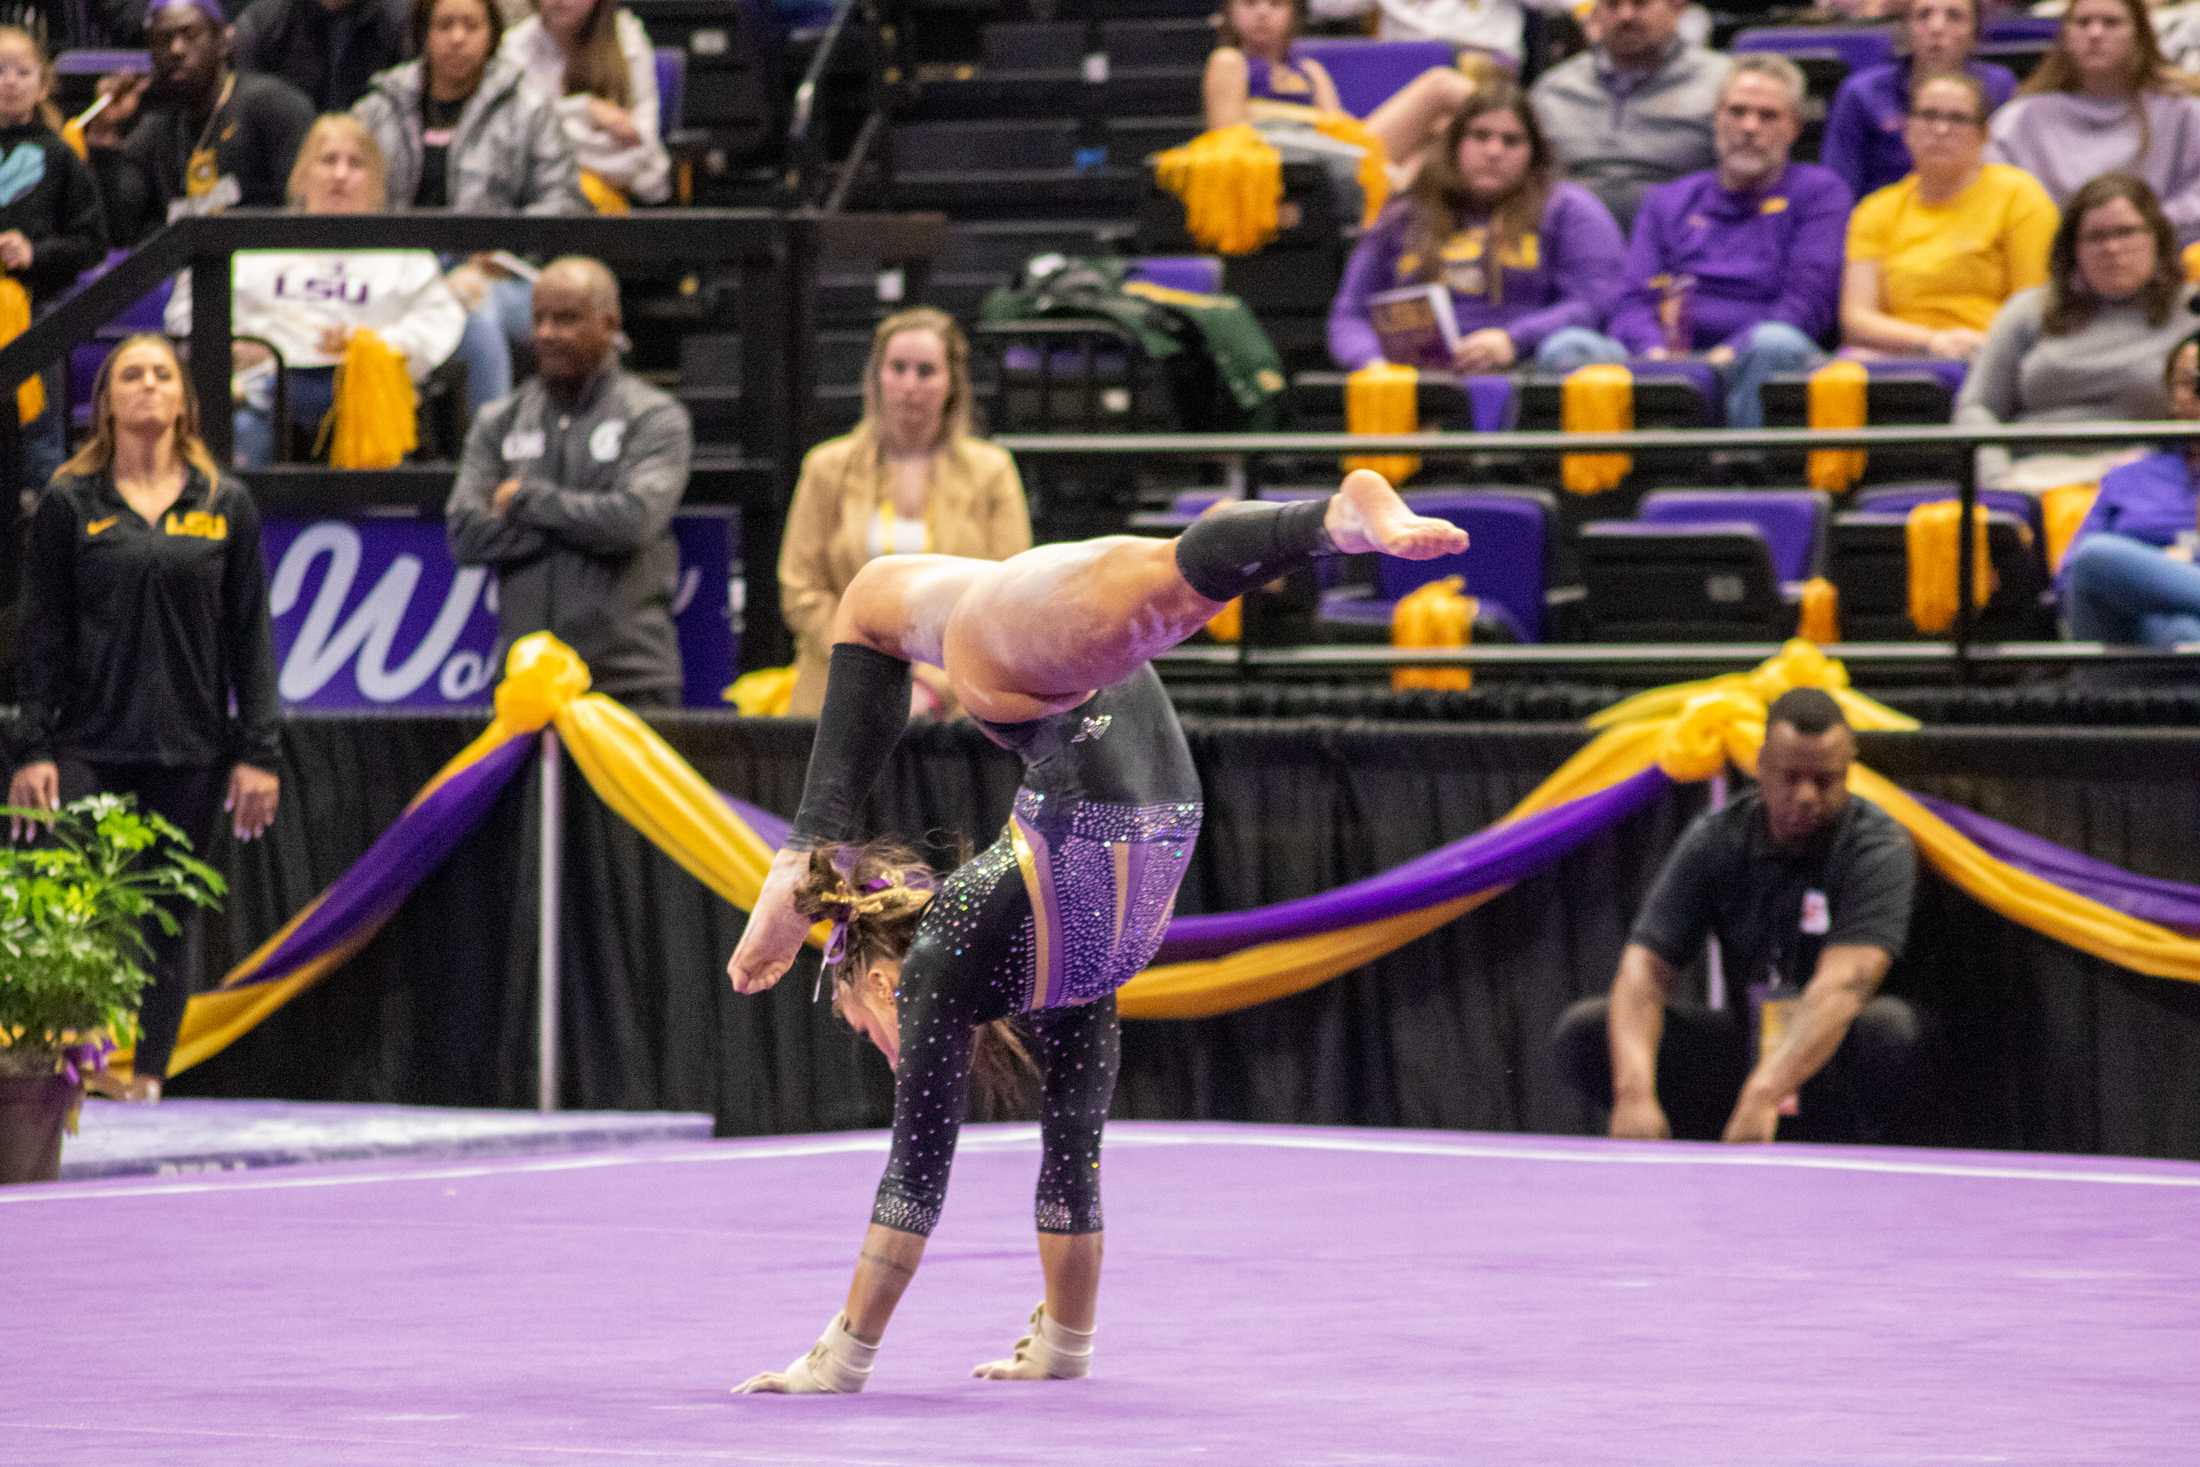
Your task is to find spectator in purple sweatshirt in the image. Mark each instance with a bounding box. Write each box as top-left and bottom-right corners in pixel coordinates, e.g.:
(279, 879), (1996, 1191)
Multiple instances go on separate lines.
(2057, 331), (2200, 646)
(1564, 54), (1854, 429)
(1987, 0), (2200, 246)
(1326, 79), (1628, 375)
(1819, 0), (2019, 201)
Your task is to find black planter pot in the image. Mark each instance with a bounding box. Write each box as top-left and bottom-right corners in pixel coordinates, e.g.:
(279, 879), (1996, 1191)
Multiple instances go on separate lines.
(0, 1071), (82, 1184)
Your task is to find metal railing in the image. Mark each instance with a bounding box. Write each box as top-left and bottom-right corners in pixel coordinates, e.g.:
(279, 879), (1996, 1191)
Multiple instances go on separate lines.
(0, 207), (949, 666)
(995, 419), (2200, 681)
(787, 0), (905, 208)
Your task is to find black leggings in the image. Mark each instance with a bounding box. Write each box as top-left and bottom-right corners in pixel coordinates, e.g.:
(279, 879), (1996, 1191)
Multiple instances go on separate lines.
(57, 759), (225, 1082)
(871, 829), (1132, 1240)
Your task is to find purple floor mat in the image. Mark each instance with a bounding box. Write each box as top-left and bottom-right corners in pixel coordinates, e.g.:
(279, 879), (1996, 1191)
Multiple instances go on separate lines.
(6, 1122), (2198, 1465)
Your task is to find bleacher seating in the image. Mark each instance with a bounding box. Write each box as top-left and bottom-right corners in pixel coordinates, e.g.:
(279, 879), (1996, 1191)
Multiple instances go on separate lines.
(1317, 487), (1565, 643)
(1829, 509), (2056, 640)
(32, 0), (2179, 659)
(1292, 38), (1455, 117)
(1636, 488), (1831, 585)
(1757, 366), (1962, 486)
(1577, 522), (1798, 642)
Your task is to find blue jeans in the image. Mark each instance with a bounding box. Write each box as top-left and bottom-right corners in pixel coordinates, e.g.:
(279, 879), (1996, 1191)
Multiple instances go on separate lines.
(233, 366), (336, 468)
(1532, 327), (1627, 375)
(1528, 323), (1826, 427)
(453, 302), (516, 417)
(2062, 532), (2200, 647)
(1719, 321), (1825, 430)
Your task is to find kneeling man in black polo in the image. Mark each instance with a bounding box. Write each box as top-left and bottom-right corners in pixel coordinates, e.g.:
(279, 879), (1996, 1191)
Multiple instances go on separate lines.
(1553, 687), (1923, 1143)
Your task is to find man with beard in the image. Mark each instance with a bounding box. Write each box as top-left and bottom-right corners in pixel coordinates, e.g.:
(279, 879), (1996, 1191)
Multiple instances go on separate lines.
(1551, 688), (1923, 1145)
(1529, 0), (1727, 232)
(85, 0), (314, 242)
(1560, 53), (1853, 429)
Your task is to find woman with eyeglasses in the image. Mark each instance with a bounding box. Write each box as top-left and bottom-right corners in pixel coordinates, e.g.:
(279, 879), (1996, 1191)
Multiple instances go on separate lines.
(1955, 172), (2200, 490)
(1820, 0), (2018, 201)
(1840, 73), (2059, 362)
(1987, 0), (2200, 244)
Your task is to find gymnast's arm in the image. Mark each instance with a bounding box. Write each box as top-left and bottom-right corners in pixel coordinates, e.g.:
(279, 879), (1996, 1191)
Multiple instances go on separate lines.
(1721, 943), (1893, 1144)
(725, 562), (927, 995)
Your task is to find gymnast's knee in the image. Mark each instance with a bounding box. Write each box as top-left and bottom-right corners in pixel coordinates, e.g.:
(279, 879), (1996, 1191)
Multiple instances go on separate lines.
(872, 1181), (946, 1238)
(1036, 1186), (1104, 1236)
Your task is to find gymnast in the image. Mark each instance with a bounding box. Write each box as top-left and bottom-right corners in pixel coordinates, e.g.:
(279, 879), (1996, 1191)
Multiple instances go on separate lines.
(725, 468), (1467, 1393)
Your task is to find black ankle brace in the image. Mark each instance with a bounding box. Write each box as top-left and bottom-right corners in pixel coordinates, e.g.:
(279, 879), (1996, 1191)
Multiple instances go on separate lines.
(1171, 498), (1338, 603)
(786, 643), (913, 849)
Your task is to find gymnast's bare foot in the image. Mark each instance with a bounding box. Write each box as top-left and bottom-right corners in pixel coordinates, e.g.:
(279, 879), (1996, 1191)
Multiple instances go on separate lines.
(1322, 469), (1469, 559)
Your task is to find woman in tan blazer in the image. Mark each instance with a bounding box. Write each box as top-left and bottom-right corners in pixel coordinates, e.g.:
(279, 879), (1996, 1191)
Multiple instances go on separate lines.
(780, 307), (1033, 715)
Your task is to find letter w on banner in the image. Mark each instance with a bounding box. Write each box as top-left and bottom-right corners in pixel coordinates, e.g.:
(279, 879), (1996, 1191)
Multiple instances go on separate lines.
(260, 513), (741, 710)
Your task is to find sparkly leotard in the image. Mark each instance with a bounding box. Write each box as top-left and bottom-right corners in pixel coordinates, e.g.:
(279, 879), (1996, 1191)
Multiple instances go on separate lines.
(870, 665), (1202, 1238)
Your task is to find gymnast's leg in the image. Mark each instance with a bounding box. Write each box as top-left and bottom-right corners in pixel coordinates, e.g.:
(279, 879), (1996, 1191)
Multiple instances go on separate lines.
(942, 467), (1468, 724)
(972, 996), (1122, 1382)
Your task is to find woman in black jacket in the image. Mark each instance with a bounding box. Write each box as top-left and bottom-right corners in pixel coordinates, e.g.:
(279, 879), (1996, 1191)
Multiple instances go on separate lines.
(8, 334), (282, 1102)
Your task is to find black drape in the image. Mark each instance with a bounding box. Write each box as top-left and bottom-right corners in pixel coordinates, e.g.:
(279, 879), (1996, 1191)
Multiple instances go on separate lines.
(168, 714), (2200, 1161)
(181, 716), (533, 1107)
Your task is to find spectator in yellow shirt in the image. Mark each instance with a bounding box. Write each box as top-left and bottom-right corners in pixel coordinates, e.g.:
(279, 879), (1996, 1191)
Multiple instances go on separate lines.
(1839, 73), (2060, 362)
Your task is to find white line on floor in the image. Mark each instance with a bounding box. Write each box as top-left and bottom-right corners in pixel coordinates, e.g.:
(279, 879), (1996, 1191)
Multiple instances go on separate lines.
(5, 1123), (2197, 1207)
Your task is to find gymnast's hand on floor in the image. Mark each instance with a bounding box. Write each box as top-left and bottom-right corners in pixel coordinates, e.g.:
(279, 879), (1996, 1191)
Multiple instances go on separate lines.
(728, 847), (817, 994)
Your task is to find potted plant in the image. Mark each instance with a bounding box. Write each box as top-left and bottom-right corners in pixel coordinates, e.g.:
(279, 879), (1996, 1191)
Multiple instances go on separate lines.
(0, 794), (226, 1184)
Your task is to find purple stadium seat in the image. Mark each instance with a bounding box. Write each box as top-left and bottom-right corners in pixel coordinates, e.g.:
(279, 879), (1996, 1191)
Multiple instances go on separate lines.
(1128, 257), (1223, 295)
(655, 47), (685, 132)
(1867, 357), (1967, 395)
(1638, 488), (1830, 584)
(1292, 39), (1458, 119)
(1630, 357), (1723, 406)
(1461, 375), (1515, 433)
(1317, 488), (1554, 641)
(69, 340), (112, 431)
(69, 250), (172, 334)
(1731, 25), (1895, 78)
(1982, 16), (2059, 43)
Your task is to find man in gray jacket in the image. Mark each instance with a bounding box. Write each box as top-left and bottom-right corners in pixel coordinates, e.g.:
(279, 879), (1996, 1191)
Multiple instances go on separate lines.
(447, 257), (694, 706)
(1529, 0), (1728, 232)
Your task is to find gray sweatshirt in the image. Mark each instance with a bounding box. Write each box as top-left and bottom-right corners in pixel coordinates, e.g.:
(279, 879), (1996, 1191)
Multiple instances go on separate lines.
(1986, 90), (2200, 245)
(1529, 42), (1729, 233)
(447, 363), (694, 700)
(352, 53), (587, 214)
(1953, 283), (2199, 485)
